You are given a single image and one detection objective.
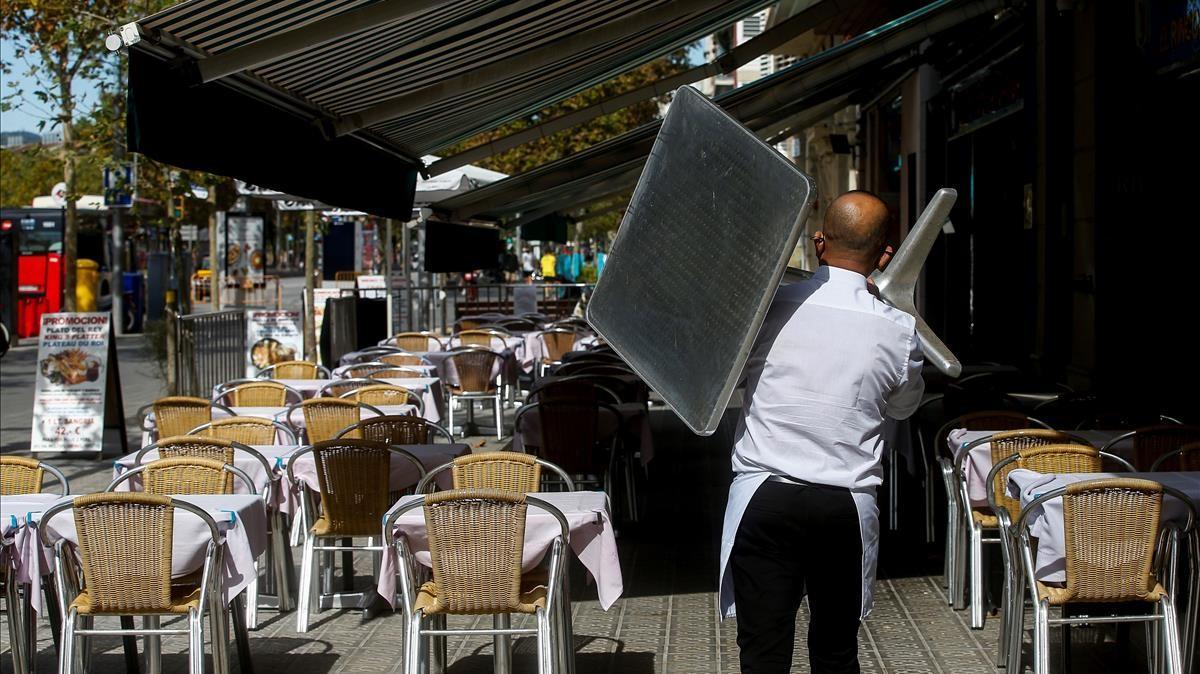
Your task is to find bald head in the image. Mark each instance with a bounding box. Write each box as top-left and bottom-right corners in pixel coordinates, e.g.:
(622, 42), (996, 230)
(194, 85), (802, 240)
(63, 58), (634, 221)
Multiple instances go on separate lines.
(821, 190), (890, 267)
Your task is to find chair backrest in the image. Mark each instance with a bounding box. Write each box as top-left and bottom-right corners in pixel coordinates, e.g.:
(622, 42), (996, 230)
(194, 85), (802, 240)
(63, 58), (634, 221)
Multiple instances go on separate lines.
(548, 318), (589, 333)
(538, 329), (578, 363)
(369, 368), (422, 379)
(70, 493), (180, 613)
(346, 385), (422, 411)
(1061, 478), (1164, 602)
(455, 329), (502, 348)
(0, 456), (69, 495)
(528, 376), (621, 406)
(516, 401), (618, 475)
(452, 452), (541, 492)
(983, 430), (1088, 515)
(142, 456), (237, 494)
(1018, 444), (1102, 475)
(194, 416), (295, 445)
(262, 360), (323, 379)
(387, 332), (444, 352)
(306, 439), (394, 537)
(295, 398), (363, 443)
(495, 318), (539, 333)
(139, 435), (236, 465)
(422, 489), (531, 614)
(343, 362), (390, 379)
(380, 352), (427, 367)
(337, 414), (451, 445)
(153, 396), (220, 438)
(318, 377), (378, 397)
(446, 348), (501, 393)
(1126, 425), (1200, 471)
(936, 410), (1045, 461)
(1150, 441), (1200, 472)
(227, 381), (288, 407)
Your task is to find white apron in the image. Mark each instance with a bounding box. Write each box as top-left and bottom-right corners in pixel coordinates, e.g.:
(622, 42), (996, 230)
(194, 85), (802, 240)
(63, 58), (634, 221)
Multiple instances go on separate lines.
(718, 471), (880, 621)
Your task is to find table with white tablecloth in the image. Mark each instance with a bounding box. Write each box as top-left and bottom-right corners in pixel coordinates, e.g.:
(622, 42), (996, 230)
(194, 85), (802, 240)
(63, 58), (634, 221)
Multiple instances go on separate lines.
(949, 429), (1129, 507)
(214, 376), (444, 423)
(377, 490), (622, 610)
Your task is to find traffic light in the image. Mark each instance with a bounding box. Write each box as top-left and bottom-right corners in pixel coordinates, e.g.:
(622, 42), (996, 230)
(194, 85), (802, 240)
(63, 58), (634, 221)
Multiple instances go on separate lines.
(171, 196), (186, 219)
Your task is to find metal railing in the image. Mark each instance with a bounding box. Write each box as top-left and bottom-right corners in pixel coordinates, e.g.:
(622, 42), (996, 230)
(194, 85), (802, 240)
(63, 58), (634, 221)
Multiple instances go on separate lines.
(393, 282), (595, 334)
(173, 309), (246, 396)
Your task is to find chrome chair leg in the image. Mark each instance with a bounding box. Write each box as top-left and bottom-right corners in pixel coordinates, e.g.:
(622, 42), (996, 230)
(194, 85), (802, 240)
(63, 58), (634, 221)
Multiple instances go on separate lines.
(493, 613), (511, 674)
(145, 615), (162, 674)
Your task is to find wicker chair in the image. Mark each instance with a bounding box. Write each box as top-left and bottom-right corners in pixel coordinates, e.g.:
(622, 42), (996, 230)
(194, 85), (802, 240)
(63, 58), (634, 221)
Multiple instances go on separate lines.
(341, 362), (390, 379)
(1150, 441), (1200, 472)
(224, 381), (289, 406)
(39, 493), (222, 674)
(256, 360), (330, 379)
(952, 429), (1084, 630)
(528, 376), (622, 406)
(534, 329), (579, 376)
(0, 456), (69, 495)
(383, 331), (444, 352)
(134, 436), (271, 490)
(335, 415), (451, 445)
(385, 490), (569, 674)
(548, 317), (590, 334)
(380, 352), (429, 367)
(107, 456), (255, 495)
(494, 318), (539, 333)
(317, 377), (378, 398)
(454, 329), (509, 349)
(514, 400), (626, 516)
(368, 367), (424, 380)
(1012, 478), (1193, 674)
(287, 439), (427, 633)
(188, 416), (298, 445)
(342, 386), (424, 416)
(285, 398), (383, 443)
(445, 347), (503, 439)
(416, 452), (575, 494)
(938, 411), (1050, 610)
(1101, 425), (1200, 472)
(140, 397), (235, 442)
(343, 346), (402, 364)
(984, 443), (1134, 665)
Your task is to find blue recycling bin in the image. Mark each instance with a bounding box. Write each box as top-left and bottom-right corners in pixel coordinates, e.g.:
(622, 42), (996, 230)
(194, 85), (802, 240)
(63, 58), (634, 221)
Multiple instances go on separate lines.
(122, 271), (145, 333)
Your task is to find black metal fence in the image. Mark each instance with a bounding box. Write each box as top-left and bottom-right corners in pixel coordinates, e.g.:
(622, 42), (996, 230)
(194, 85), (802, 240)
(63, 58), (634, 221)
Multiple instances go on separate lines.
(174, 309), (246, 396)
(393, 283), (596, 333)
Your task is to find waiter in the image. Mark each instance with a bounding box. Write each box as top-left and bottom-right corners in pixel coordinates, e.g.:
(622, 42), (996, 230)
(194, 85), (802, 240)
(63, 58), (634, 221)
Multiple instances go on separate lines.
(719, 190), (925, 673)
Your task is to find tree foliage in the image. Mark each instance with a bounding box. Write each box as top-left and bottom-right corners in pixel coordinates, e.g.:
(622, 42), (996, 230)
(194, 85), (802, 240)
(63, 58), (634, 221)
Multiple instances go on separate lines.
(443, 52), (690, 236)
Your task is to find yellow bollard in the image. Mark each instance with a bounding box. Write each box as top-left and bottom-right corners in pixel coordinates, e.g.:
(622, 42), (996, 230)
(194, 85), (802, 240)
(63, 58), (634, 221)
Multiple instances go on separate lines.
(75, 259), (100, 312)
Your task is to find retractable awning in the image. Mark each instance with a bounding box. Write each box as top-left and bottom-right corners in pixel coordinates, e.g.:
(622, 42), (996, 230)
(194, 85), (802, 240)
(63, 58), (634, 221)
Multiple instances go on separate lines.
(432, 0), (1004, 224)
(114, 0), (785, 218)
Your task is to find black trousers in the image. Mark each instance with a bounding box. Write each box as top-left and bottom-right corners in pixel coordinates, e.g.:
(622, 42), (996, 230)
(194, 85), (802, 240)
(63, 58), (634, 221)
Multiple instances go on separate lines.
(731, 479), (865, 674)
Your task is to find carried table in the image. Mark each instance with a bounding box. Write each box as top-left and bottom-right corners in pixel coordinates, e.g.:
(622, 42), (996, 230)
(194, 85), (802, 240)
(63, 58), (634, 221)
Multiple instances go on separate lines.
(377, 490), (622, 610)
(949, 429), (1128, 507)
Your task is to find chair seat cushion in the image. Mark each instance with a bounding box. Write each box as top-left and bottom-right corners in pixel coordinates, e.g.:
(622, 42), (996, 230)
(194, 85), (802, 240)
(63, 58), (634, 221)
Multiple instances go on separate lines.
(70, 584), (202, 615)
(1036, 580), (1167, 605)
(414, 580), (546, 615)
(971, 508), (999, 528)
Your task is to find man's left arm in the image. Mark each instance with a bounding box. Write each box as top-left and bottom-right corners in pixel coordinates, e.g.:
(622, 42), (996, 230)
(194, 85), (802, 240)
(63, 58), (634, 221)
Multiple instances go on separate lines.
(886, 330), (925, 420)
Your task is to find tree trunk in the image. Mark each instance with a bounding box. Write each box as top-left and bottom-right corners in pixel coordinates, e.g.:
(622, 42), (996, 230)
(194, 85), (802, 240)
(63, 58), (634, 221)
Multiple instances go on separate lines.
(60, 85), (77, 312)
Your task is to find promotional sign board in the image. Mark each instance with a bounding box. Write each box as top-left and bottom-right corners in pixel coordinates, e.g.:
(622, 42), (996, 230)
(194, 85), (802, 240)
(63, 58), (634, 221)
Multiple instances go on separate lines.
(357, 274), (386, 299)
(308, 287), (342, 364)
(217, 214), (266, 291)
(31, 313), (127, 455)
(245, 310), (302, 376)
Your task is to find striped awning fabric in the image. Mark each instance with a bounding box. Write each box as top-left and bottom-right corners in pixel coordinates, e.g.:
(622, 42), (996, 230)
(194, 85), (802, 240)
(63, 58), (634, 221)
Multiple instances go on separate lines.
(127, 0), (777, 161)
(431, 0), (1004, 223)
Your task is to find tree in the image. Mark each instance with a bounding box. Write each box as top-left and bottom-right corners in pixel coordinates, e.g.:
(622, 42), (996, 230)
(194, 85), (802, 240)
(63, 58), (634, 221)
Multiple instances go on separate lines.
(1, 0), (128, 310)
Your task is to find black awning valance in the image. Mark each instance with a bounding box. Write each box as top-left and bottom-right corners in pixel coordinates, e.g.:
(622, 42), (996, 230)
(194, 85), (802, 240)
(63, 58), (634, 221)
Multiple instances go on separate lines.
(127, 51), (417, 220)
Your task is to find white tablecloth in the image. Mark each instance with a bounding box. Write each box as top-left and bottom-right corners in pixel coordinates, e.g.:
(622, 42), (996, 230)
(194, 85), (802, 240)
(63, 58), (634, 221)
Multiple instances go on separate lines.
(37, 494), (268, 608)
(950, 429), (1127, 507)
(1007, 470), (1200, 582)
(377, 490), (622, 610)
(1, 493), (62, 589)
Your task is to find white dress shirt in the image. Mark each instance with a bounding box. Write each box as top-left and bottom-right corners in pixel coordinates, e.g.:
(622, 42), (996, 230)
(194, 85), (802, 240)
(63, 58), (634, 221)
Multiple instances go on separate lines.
(719, 264), (925, 619)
